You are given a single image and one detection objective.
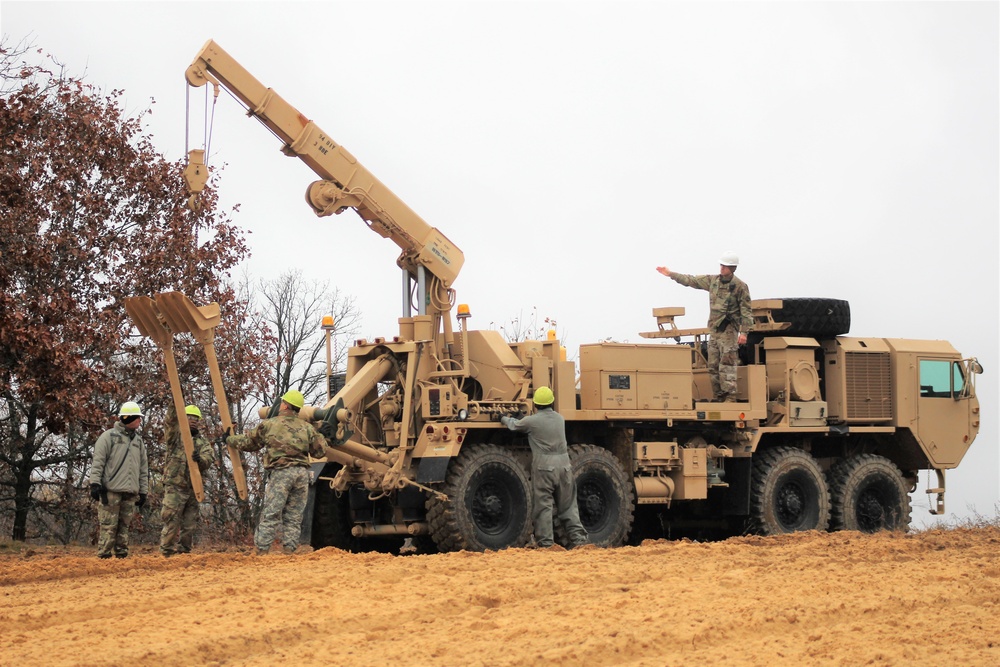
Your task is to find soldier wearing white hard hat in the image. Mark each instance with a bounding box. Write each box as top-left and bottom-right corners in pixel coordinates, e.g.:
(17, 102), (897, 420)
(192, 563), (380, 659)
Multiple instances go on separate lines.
(656, 252), (753, 402)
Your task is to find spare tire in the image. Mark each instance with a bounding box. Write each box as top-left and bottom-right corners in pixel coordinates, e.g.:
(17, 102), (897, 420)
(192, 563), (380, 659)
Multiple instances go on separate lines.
(762, 297), (851, 338)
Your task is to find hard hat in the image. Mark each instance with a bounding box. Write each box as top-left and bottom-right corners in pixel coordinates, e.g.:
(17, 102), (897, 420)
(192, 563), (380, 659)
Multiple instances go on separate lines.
(118, 401), (144, 417)
(281, 389), (305, 410)
(719, 252), (739, 268)
(185, 405), (202, 419)
(533, 386), (555, 406)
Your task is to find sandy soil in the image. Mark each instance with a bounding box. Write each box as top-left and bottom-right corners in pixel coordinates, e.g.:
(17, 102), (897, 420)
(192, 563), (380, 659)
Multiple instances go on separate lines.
(2, 528), (999, 666)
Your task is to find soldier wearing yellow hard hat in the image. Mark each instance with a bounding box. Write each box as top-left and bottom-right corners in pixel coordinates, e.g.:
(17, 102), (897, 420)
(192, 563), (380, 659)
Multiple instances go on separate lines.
(88, 401), (149, 558)
(160, 403), (216, 557)
(497, 387), (588, 549)
(227, 389), (325, 555)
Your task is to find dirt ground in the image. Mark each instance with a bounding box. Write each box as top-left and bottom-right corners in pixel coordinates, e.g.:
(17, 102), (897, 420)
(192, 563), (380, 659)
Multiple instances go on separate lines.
(2, 528), (999, 667)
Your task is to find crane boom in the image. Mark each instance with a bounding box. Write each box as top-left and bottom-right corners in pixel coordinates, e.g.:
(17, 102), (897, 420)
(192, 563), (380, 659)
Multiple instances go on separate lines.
(184, 39), (464, 289)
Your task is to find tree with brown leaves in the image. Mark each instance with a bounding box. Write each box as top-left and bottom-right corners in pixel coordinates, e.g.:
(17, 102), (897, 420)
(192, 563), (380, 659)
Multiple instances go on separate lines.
(0, 39), (271, 542)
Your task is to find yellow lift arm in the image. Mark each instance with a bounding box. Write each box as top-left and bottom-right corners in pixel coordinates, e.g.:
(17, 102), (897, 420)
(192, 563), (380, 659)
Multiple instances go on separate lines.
(184, 39), (464, 293)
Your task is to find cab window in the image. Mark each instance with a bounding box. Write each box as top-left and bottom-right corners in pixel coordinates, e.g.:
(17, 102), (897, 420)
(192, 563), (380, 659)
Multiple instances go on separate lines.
(919, 359), (964, 398)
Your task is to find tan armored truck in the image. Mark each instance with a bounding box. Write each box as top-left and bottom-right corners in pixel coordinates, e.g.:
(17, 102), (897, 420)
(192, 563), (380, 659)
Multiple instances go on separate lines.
(180, 40), (983, 551)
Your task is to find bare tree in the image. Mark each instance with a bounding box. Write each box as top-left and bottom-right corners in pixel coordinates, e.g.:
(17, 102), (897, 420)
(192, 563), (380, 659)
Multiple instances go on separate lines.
(257, 269), (361, 407)
(200, 270), (360, 544)
(492, 306), (564, 344)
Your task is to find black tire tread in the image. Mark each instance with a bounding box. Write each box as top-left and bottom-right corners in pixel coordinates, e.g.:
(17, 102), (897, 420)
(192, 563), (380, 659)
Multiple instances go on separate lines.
(425, 443), (532, 552)
(828, 454), (911, 532)
(567, 444), (636, 547)
(761, 297), (851, 338)
(749, 446), (831, 535)
(310, 465), (358, 552)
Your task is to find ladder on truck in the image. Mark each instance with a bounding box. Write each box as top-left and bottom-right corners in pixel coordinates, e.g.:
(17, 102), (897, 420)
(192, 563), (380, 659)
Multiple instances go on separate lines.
(124, 292), (248, 501)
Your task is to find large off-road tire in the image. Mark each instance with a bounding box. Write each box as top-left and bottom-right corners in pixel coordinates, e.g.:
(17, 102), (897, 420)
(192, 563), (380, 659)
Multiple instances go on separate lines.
(762, 297), (851, 338)
(310, 464), (406, 554)
(828, 454), (911, 533)
(310, 466), (357, 551)
(749, 446), (831, 535)
(566, 444), (635, 547)
(425, 444), (533, 552)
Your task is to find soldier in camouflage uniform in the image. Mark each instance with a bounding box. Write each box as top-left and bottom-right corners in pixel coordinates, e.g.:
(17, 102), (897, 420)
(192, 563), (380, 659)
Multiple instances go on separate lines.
(499, 387), (589, 549)
(227, 390), (326, 555)
(160, 403), (216, 557)
(657, 252), (753, 402)
(89, 401), (149, 559)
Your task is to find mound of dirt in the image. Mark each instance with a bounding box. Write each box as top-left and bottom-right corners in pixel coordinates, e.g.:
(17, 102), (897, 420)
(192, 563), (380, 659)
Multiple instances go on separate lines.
(2, 528), (999, 666)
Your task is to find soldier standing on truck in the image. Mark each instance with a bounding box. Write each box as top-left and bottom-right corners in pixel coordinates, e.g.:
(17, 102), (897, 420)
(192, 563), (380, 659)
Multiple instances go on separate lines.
(160, 403), (215, 557)
(499, 387), (589, 549)
(226, 390), (326, 555)
(656, 252), (753, 402)
(89, 401), (149, 559)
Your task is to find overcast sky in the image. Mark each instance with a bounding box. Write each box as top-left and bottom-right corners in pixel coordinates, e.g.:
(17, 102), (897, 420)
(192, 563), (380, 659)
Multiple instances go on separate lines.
(4, 1), (997, 525)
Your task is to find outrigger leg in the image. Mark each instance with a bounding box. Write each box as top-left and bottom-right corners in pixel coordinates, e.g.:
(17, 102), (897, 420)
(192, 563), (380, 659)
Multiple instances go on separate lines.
(124, 292), (248, 501)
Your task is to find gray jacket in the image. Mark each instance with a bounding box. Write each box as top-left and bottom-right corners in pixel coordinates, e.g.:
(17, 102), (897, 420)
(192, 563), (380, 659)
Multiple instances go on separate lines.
(501, 409), (570, 470)
(89, 421), (149, 494)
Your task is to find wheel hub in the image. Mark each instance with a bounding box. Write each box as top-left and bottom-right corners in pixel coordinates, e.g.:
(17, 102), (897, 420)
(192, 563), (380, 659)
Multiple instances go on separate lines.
(578, 480), (608, 528)
(472, 481), (509, 533)
(777, 482), (806, 526)
(856, 486), (892, 532)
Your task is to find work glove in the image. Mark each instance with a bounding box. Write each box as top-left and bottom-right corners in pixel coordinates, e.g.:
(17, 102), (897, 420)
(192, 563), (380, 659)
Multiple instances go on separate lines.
(90, 483), (102, 501)
(137, 493), (147, 509)
(318, 421), (336, 439)
(491, 411), (504, 422)
(216, 426), (232, 448)
(191, 448), (202, 464)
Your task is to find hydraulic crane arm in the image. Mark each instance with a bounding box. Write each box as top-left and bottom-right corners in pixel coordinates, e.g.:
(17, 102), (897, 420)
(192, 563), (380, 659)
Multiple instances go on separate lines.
(184, 39), (464, 289)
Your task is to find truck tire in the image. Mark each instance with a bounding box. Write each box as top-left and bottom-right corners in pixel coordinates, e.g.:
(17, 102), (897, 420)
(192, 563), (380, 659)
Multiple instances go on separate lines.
(564, 444), (635, 547)
(761, 297), (851, 338)
(310, 464), (357, 551)
(749, 446), (830, 535)
(425, 444), (532, 552)
(828, 454), (911, 532)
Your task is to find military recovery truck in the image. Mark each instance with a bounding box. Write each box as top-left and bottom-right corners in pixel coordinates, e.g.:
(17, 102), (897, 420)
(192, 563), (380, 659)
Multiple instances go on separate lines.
(183, 40), (983, 551)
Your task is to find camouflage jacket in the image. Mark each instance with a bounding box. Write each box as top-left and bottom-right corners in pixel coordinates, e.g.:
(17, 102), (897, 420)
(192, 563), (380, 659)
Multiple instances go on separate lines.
(163, 424), (215, 491)
(227, 414), (326, 470)
(89, 421), (149, 494)
(670, 272), (753, 333)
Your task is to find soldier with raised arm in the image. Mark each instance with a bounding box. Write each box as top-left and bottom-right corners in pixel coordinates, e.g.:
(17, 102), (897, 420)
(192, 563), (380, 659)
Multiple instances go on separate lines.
(657, 252), (753, 402)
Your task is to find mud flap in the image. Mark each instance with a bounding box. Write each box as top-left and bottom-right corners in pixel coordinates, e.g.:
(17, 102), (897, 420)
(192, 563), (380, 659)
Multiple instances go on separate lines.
(721, 457), (752, 516)
(416, 456), (449, 484)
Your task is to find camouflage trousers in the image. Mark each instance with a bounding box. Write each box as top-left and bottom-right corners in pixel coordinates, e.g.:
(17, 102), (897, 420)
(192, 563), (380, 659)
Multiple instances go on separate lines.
(160, 484), (201, 556)
(96, 491), (137, 558)
(708, 326), (740, 399)
(255, 466), (310, 552)
(532, 454), (588, 548)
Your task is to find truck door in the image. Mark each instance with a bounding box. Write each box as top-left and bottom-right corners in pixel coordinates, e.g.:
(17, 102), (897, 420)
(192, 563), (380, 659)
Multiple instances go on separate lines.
(916, 358), (978, 467)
